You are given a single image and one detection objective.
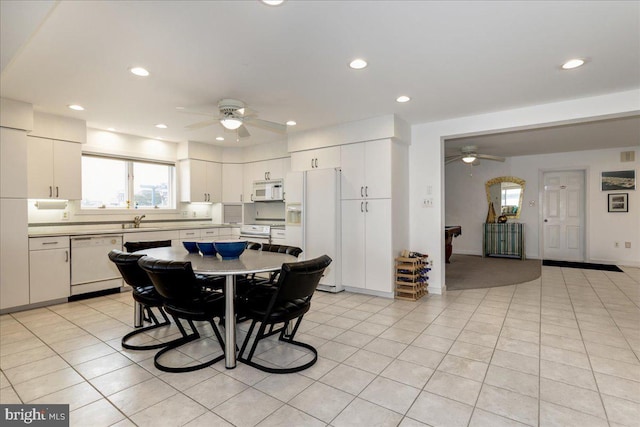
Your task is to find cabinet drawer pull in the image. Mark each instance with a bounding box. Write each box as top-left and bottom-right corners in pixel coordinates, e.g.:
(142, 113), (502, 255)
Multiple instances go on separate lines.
(311, 159), (314, 169)
(42, 241), (59, 245)
(65, 250), (69, 262)
(360, 186), (364, 197)
(360, 201), (364, 212)
(56, 186), (59, 198)
(49, 186), (53, 197)
(365, 201), (369, 212)
(314, 158), (318, 168)
(365, 186), (368, 197)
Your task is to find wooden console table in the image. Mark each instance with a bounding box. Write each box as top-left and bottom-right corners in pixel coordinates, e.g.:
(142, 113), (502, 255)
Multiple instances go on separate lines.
(483, 223), (525, 260)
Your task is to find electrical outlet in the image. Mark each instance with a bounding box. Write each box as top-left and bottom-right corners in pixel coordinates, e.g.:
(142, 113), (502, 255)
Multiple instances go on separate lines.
(625, 242), (631, 248)
(61, 211), (69, 220)
(615, 242), (620, 248)
(181, 211), (188, 218)
(422, 198), (434, 208)
(192, 211), (197, 217)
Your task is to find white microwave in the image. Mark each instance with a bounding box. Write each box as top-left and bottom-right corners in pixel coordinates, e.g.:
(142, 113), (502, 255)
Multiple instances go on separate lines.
(253, 179), (284, 201)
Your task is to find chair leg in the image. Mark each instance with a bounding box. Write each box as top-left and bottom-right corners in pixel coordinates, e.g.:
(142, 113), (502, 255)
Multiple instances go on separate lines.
(153, 317), (225, 373)
(238, 316), (319, 374)
(121, 305), (172, 351)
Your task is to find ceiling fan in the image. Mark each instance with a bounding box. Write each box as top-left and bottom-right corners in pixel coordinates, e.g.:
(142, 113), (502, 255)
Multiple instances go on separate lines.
(183, 99), (287, 139)
(445, 145), (505, 165)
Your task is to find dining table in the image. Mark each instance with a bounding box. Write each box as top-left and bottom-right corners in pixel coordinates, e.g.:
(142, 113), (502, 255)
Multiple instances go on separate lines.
(132, 245), (297, 369)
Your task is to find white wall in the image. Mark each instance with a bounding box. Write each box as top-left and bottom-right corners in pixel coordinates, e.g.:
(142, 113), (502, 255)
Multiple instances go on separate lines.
(445, 147), (639, 267)
(410, 89), (640, 294)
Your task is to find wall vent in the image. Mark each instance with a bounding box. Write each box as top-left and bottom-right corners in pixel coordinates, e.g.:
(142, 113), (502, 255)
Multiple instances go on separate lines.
(620, 151), (635, 162)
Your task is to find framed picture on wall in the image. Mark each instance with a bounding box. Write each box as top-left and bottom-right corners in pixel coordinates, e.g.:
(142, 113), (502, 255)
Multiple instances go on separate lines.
(601, 170), (636, 191)
(608, 193), (628, 212)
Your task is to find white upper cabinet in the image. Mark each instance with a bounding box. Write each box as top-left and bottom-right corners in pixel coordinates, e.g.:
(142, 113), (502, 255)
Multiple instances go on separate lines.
(222, 163), (244, 203)
(253, 158), (285, 181)
(27, 137), (81, 200)
(341, 140), (391, 200)
(180, 159), (221, 203)
(0, 128), (28, 199)
(290, 146), (340, 172)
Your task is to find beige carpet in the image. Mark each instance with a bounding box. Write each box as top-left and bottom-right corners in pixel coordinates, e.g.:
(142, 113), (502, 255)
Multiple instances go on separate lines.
(445, 254), (541, 290)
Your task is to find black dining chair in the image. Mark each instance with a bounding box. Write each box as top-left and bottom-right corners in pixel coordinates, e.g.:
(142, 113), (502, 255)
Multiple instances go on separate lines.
(138, 256), (226, 373)
(108, 250), (172, 351)
(237, 254), (332, 374)
(255, 244), (303, 286)
(123, 239), (172, 253)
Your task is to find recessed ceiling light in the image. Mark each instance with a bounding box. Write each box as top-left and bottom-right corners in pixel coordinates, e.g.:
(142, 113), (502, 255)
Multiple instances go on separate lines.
(68, 104), (84, 111)
(349, 59), (368, 70)
(129, 67), (150, 77)
(262, 0), (284, 5)
(175, 106), (185, 110)
(396, 96), (411, 103)
(561, 58), (585, 70)
(155, 123), (168, 129)
(286, 120), (297, 126)
(216, 137), (225, 141)
(107, 127), (116, 131)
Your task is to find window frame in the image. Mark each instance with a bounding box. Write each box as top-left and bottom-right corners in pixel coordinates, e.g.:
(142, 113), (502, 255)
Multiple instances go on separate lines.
(79, 153), (177, 213)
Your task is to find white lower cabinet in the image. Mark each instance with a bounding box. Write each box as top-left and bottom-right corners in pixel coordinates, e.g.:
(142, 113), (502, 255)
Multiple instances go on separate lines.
(29, 236), (70, 304)
(341, 199), (393, 293)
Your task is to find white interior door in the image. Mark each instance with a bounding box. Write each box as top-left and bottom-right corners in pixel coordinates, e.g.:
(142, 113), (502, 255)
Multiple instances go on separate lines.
(543, 170), (585, 261)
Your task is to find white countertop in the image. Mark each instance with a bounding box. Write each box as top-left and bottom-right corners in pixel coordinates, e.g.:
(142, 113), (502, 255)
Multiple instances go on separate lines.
(28, 223), (241, 238)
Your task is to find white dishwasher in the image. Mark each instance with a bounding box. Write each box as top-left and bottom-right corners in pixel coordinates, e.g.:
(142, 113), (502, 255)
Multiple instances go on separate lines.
(71, 235), (123, 296)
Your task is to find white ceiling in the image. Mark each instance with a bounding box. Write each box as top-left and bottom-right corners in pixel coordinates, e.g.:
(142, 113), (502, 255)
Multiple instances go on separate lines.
(1, 1), (639, 150)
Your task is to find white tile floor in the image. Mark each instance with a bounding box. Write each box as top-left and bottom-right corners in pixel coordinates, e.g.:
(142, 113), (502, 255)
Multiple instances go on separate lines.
(1, 265), (639, 426)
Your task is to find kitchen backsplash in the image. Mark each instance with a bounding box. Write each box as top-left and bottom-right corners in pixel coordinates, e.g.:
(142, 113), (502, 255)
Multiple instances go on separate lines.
(27, 199), (214, 224)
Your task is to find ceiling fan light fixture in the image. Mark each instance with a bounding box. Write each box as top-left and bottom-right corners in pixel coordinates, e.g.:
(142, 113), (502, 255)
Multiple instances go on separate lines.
(220, 117), (243, 130)
(462, 155), (476, 164)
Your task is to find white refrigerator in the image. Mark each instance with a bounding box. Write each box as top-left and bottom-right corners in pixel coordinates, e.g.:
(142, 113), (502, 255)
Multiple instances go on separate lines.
(286, 169), (342, 292)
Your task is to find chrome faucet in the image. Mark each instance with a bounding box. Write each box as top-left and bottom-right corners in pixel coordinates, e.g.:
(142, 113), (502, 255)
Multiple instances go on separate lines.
(133, 214), (146, 228)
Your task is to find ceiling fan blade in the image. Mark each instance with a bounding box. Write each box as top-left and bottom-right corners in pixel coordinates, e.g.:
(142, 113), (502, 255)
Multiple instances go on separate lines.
(445, 155), (463, 164)
(238, 125), (250, 138)
(476, 154), (506, 162)
(244, 117), (287, 133)
(185, 119), (218, 130)
(177, 108), (216, 117)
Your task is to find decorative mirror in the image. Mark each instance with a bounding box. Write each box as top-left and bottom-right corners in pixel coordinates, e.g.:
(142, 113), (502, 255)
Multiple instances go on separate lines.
(485, 176), (525, 219)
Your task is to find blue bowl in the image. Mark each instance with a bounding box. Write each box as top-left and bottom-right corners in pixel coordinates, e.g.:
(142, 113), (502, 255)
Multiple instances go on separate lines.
(182, 241), (199, 253)
(196, 242), (217, 256)
(214, 240), (247, 260)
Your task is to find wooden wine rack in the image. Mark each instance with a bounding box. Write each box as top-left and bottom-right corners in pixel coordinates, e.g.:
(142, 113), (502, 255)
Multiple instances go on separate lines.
(395, 255), (429, 301)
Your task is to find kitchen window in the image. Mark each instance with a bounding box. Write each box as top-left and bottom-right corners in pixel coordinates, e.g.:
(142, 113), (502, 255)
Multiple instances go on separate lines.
(81, 155), (175, 209)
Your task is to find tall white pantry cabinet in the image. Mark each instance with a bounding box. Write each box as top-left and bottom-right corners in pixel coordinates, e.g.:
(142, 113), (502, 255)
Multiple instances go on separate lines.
(340, 139), (408, 294)
(1, 112), (31, 310)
